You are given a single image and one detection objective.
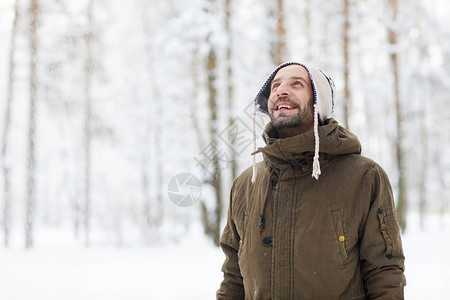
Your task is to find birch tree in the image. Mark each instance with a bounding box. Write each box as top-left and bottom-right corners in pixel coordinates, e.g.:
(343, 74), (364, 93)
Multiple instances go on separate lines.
(201, 35), (223, 246)
(388, 0), (407, 231)
(303, 0), (312, 62)
(343, 0), (351, 129)
(418, 93), (428, 229)
(139, 0), (164, 238)
(224, 0), (238, 181)
(197, 0), (224, 246)
(2, 0), (20, 247)
(139, 2), (155, 239)
(25, 0), (39, 248)
(275, 0), (286, 65)
(83, 0), (94, 247)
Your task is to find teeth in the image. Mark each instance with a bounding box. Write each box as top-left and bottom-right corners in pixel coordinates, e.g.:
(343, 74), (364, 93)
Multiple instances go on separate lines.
(278, 104), (293, 110)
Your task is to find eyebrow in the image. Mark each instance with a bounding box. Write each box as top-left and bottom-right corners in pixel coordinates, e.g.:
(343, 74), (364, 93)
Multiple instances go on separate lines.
(272, 76), (310, 86)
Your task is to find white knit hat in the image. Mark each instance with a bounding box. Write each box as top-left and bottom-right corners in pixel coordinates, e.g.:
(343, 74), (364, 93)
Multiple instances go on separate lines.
(253, 62), (335, 180)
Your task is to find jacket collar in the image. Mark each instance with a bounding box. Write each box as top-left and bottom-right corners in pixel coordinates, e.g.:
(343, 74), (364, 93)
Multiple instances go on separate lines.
(258, 118), (361, 174)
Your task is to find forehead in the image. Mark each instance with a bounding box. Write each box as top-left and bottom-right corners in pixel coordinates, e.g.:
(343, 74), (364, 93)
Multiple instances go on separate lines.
(272, 64), (310, 83)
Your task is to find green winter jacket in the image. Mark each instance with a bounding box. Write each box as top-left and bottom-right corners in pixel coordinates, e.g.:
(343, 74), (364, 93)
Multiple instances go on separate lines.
(217, 119), (406, 299)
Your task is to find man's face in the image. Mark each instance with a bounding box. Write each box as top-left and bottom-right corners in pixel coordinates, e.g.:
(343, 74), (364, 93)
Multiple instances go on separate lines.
(268, 65), (314, 131)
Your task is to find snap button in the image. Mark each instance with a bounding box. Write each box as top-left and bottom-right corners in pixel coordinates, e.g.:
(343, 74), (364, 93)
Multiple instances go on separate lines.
(257, 215), (265, 231)
(262, 236), (272, 246)
(386, 238), (393, 246)
(298, 158), (307, 168)
(380, 223), (387, 231)
(338, 235), (345, 243)
(270, 178), (277, 188)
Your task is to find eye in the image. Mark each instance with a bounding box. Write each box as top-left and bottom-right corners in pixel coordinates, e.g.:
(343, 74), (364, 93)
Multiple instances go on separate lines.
(271, 83), (280, 90)
(293, 81), (303, 87)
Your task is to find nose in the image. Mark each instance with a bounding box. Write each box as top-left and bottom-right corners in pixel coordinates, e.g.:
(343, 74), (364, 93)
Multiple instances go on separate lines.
(276, 82), (290, 96)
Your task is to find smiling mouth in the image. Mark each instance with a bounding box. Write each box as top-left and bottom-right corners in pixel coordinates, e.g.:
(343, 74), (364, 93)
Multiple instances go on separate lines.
(275, 104), (297, 110)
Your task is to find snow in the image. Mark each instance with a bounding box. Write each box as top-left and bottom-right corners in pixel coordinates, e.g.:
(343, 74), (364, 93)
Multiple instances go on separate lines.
(0, 213), (448, 299)
(0, 246), (223, 300)
(403, 213), (450, 299)
(0, 227), (223, 300)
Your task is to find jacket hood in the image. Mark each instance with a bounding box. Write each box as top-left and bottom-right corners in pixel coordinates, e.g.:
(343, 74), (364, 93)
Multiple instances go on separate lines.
(259, 118), (361, 170)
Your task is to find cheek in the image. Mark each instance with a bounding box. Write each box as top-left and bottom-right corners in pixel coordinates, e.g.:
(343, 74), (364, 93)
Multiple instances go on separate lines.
(267, 96), (276, 109)
(298, 92), (312, 106)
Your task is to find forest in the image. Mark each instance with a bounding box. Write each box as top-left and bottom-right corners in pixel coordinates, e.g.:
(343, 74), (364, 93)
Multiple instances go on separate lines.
(0, 0), (449, 249)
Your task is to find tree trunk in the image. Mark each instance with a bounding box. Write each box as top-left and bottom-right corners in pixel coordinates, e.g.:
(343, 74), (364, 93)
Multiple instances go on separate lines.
(138, 1), (154, 239)
(140, 149), (151, 230)
(343, 0), (350, 129)
(304, 0), (312, 62)
(2, 0), (20, 248)
(418, 97), (428, 229)
(275, 0), (286, 66)
(72, 192), (81, 239)
(388, 0), (407, 231)
(200, 40), (223, 247)
(437, 92), (449, 224)
(153, 103), (163, 228)
(190, 49), (205, 153)
(140, 0), (164, 237)
(83, 0), (94, 247)
(224, 0), (238, 181)
(25, 0), (39, 249)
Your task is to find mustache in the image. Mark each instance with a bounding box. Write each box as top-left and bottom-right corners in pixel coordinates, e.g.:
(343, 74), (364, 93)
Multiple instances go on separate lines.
(272, 97), (299, 108)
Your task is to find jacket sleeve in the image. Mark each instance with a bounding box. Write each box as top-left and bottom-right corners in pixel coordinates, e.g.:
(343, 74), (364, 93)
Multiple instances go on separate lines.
(216, 183), (245, 300)
(359, 164), (407, 299)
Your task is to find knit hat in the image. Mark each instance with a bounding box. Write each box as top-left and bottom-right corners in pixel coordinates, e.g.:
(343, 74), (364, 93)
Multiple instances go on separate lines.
(253, 62), (335, 180)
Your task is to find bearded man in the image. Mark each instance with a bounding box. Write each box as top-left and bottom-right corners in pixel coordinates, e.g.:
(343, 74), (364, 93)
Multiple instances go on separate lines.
(216, 62), (406, 299)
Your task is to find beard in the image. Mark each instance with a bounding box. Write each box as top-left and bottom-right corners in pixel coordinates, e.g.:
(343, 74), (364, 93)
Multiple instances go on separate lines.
(269, 98), (314, 130)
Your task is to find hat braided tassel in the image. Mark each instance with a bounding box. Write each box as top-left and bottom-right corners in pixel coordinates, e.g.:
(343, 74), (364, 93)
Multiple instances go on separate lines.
(251, 104), (260, 183)
(312, 103), (321, 180)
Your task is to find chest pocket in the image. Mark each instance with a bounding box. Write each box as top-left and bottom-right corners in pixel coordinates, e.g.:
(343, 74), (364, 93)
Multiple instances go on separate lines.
(330, 201), (349, 267)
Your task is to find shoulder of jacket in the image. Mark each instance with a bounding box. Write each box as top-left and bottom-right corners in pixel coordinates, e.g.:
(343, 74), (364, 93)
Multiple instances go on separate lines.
(331, 154), (391, 181)
(336, 153), (379, 169)
(234, 161), (267, 184)
(346, 154), (392, 183)
(230, 161), (268, 199)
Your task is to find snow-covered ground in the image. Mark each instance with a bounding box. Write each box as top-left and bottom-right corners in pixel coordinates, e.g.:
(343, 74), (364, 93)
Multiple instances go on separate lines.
(0, 213), (448, 300)
(402, 213), (450, 300)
